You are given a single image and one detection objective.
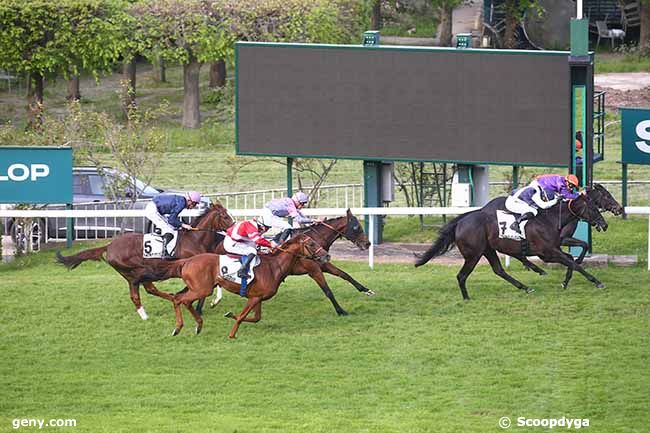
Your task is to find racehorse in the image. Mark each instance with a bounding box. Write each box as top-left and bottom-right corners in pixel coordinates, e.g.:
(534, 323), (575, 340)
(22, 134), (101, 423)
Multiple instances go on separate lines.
(476, 184), (622, 287)
(201, 209), (373, 316)
(137, 233), (329, 338)
(55, 203), (234, 319)
(414, 194), (608, 300)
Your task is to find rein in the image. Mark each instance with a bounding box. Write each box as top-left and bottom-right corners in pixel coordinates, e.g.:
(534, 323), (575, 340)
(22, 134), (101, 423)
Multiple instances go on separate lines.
(272, 235), (326, 261)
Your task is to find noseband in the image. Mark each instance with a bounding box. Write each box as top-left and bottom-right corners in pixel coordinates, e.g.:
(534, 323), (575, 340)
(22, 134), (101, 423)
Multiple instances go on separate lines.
(273, 234), (327, 262)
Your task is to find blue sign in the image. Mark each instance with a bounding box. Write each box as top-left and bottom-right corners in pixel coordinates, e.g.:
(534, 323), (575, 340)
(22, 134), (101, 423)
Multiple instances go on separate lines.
(621, 108), (650, 164)
(0, 147), (72, 204)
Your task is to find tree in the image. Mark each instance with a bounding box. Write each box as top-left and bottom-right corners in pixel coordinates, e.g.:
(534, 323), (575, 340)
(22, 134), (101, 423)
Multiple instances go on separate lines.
(0, 0), (127, 127)
(129, 0), (234, 129)
(641, 1), (650, 49)
(432, 0), (464, 47)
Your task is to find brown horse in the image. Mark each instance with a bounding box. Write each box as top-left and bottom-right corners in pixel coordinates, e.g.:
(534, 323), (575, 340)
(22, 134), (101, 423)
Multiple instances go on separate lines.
(56, 203), (234, 319)
(202, 209), (373, 316)
(138, 234), (329, 338)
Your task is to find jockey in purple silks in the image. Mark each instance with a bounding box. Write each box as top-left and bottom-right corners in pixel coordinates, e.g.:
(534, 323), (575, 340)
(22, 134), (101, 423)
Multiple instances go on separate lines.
(505, 174), (580, 234)
(144, 191), (202, 259)
(261, 191), (315, 243)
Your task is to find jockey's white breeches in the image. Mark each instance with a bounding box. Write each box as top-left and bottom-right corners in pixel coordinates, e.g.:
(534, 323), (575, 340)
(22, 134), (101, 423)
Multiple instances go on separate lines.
(260, 207), (292, 230)
(223, 236), (257, 256)
(505, 196), (538, 216)
(144, 202), (175, 235)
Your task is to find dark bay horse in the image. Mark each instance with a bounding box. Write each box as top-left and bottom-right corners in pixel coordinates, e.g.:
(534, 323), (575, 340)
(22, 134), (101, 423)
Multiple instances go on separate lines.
(139, 234), (329, 338)
(55, 203), (234, 319)
(477, 184), (622, 287)
(415, 194), (608, 300)
(201, 209), (373, 316)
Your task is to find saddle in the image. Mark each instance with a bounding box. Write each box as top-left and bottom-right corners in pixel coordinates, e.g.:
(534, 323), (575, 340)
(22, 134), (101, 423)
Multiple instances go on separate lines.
(218, 254), (262, 296)
(142, 231), (178, 259)
(496, 210), (528, 241)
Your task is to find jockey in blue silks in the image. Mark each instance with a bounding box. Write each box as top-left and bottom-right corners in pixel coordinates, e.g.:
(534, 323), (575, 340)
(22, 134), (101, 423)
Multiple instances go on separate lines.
(144, 191), (202, 259)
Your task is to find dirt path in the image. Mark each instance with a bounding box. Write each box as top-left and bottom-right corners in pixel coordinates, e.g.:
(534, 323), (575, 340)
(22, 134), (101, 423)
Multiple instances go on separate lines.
(595, 72), (650, 110)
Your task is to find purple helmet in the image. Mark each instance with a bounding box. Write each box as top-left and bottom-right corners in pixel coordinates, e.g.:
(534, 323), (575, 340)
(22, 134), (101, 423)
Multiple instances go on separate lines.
(186, 191), (202, 203)
(292, 191), (309, 205)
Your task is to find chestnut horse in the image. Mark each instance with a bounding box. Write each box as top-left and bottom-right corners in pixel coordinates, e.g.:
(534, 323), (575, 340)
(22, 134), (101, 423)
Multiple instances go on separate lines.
(56, 203), (234, 319)
(202, 209), (373, 316)
(138, 234), (329, 338)
(415, 194), (608, 300)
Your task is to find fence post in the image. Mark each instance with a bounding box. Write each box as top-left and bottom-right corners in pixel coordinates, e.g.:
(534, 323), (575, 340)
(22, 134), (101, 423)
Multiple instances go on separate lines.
(369, 214), (374, 269)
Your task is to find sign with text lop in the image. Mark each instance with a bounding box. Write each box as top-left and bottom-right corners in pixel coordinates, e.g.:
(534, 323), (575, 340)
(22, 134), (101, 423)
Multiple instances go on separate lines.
(0, 147), (72, 204)
(621, 108), (650, 164)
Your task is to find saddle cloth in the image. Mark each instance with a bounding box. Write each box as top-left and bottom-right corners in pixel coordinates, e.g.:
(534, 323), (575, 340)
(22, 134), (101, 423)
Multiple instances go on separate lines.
(143, 232), (178, 259)
(496, 210), (529, 241)
(218, 254), (261, 285)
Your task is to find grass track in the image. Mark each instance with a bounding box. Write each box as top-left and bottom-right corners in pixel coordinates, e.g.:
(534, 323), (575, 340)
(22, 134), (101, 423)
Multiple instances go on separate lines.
(1, 248), (649, 433)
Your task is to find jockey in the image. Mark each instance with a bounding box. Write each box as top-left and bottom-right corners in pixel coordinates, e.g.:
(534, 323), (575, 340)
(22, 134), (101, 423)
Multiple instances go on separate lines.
(144, 191), (202, 259)
(224, 215), (275, 279)
(505, 174), (580, 234)
(261, 191), (315, 243)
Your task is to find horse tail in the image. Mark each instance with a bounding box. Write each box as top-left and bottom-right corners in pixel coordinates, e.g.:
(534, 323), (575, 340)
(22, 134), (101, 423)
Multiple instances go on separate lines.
(414, 211), (476, 267)
(136, 260), (186, 285)
(56, 245), (108, 270)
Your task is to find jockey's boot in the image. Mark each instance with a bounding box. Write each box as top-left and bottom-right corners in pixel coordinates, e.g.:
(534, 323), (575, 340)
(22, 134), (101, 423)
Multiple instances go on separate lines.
(237, 253), (256, 279)
(279, 228), (293, 243)
(161, 233), (175, 260)
(510, 212), (534, 234)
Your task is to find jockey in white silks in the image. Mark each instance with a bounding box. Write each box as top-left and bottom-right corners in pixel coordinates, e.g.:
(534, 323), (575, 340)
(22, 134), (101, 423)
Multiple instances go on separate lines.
(261, 191), (315, 243)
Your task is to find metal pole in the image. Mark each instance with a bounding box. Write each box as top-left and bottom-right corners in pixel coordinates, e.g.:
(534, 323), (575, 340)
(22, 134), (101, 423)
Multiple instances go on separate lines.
(622, 163), (628, 220)
(66, 203), (73, 249)
(286, 157), (293, 197)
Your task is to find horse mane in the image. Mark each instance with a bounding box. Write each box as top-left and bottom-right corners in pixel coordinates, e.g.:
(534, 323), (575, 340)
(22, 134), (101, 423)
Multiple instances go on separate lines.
(191, 202), (225, 227)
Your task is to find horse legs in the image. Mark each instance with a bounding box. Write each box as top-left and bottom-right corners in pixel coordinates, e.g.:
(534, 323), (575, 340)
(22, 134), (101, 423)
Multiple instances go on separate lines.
(182, 300), (204, 335)
(228, 296), (263, 339)
(171, 287), (189, 336)
(143, 282), (174, 301)
(127, 281), (148, 320)
(483, 249), (534, 294)
(456, 254), (481, 301)
(321, 261), (375, 296)
(225, 301), (262, 323)
(304, 262), (349, 316)
(515, 257), (547, 276)
(559, 237), (589, 289)
(540, 250), (604, 289)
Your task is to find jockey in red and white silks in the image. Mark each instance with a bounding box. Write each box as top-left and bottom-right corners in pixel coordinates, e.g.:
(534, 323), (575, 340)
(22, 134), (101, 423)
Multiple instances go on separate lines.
(224, 216), (274, 278)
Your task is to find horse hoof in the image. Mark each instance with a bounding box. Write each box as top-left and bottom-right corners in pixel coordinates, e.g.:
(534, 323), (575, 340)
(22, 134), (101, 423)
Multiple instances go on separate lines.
(224, 311), (234, 319)
(210, 299), (221, 308)
(561, 283), (568, 290)
(195, 325), (202, 335)
(540, 271), (547, 276)
(136, 307), (148, 321)
(525, 288), (535, 294)
(337, 310), (349, 316)
(596, 283), (605, 289)
(365, 290), (376, 297)
(228, 334), (236, 339)
(171, 328), (180, 337)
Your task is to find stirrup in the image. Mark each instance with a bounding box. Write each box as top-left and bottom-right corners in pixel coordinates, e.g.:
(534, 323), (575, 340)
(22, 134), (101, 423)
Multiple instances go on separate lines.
(237, 269), (249, 279)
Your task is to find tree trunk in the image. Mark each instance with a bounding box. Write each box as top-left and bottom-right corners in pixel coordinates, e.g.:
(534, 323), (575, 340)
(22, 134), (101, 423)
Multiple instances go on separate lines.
(209, 59), (226, 88)
(641, 1), (650, 49)
(66, 75), (81, 101)
(27, 73), (44, 129)
(438, 2), (454, 47)
(155, 57), (166, 83)
(371, 0), (381, 30)
(182, 59), (201, 129)
(122, 59), (137, 114)
(503, 0), (518, 49)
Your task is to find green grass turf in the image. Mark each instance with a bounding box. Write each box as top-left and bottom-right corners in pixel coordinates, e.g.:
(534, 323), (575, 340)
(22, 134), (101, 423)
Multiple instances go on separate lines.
(1, 245), (649, 433)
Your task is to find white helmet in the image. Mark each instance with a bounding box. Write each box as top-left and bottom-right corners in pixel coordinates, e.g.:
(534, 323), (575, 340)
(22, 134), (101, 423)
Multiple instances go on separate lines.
(256, 215), (272, 229)
(292, 191), (309, 205)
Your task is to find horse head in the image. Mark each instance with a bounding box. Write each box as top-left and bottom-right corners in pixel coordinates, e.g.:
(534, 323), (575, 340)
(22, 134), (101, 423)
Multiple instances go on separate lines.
(569, 194), (608, 232)
(586, 184), (624, 216)
(192, 202), (234, 232)
(283, 233), (330, 265)
(344, 209), (371, 249)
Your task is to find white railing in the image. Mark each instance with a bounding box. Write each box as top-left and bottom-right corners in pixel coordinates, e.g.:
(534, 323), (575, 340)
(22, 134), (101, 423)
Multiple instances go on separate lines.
(3, 206), (649, 269)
